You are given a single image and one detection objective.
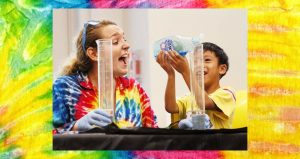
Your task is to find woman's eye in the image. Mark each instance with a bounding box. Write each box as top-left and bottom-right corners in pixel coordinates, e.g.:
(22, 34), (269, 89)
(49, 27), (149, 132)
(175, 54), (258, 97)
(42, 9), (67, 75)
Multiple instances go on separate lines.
(205, 59), (211, 62)
(113, 41), (119, 45)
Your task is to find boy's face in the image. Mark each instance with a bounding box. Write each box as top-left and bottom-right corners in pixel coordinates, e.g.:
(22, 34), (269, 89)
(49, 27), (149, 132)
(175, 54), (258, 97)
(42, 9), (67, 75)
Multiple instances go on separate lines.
(202, 51), (227, 88)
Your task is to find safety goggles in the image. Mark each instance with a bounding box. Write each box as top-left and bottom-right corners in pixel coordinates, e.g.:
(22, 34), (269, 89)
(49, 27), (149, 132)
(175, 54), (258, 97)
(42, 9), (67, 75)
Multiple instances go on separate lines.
(82, 20), (100, 52)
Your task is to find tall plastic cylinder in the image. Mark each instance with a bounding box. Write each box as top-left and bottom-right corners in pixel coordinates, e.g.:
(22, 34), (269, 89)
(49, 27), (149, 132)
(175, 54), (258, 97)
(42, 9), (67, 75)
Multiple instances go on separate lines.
(189, 44), (212, 129)
(189, 44), (205, 115)
(96, 39), (114, 118)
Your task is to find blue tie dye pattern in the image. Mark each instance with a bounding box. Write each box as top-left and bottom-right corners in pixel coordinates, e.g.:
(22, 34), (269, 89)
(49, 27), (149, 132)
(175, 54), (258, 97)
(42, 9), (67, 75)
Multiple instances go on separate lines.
(53, 73), (82, 133)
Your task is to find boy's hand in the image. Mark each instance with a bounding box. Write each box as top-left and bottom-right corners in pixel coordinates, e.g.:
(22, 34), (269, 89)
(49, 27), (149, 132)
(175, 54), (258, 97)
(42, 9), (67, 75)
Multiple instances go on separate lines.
(178, 114), (212, 130)
(156, 51), (175, 76)
(167, 50), (190, 77)
(178, 118), (193, 129)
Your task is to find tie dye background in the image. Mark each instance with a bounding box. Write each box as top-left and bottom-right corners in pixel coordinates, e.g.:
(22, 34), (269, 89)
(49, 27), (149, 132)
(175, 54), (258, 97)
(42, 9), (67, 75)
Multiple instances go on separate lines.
(0, 0), (299, 158)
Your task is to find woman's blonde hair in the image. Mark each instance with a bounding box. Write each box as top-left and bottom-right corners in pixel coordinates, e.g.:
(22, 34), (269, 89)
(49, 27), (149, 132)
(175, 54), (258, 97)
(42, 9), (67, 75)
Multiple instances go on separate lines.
(61, 20), (116, 75)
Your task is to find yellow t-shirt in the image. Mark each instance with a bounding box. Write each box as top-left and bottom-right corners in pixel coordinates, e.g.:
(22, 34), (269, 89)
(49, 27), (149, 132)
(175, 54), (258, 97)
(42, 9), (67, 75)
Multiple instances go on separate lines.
(172, 87), (236, 129)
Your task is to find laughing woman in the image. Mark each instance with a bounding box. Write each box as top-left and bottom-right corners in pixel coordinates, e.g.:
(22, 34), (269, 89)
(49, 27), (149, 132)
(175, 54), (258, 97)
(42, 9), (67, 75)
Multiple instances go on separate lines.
(53, 20), (157, 133)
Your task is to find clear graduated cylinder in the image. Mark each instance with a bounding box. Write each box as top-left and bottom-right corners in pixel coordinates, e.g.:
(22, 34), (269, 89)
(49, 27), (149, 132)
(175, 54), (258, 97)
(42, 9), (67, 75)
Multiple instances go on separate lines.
(189, 44), (205, 115)
(189, 44), (209, 130)
(96, 39), (114, 117)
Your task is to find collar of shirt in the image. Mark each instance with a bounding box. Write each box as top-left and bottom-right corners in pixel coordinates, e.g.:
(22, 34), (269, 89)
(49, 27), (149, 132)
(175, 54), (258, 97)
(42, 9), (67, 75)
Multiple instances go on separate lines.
(115, 76), (130, 91)
(76, 71), (94, 90)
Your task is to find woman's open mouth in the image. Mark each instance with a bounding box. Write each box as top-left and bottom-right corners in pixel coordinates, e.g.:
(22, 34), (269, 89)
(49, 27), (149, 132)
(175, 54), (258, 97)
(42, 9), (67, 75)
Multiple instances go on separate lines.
(118, 54), (128, 65)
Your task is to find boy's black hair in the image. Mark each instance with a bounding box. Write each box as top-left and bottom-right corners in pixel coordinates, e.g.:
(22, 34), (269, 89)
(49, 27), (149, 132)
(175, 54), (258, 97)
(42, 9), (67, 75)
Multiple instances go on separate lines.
(202, 42), (229, 78)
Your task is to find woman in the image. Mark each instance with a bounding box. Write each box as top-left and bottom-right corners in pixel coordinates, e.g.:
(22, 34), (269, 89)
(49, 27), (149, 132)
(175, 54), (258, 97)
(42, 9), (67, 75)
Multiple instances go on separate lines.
(53, 20), (157, 133)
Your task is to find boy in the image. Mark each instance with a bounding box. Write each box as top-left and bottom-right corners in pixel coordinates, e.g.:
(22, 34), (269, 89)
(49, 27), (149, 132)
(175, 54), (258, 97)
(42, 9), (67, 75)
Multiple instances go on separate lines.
(156, 42), (236, 129)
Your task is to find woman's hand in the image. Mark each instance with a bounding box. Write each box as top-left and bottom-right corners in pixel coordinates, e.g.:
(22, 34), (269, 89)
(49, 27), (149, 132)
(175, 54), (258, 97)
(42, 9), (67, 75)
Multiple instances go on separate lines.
(74, 109), (112, 132)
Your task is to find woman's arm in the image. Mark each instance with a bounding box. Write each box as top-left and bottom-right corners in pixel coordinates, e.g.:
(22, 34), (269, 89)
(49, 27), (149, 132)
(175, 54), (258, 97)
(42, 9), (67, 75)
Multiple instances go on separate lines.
(53, 77), (77, 133)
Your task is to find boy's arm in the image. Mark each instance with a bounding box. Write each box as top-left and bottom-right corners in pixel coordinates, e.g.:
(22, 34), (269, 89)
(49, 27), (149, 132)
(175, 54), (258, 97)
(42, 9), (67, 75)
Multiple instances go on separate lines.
(165, 74), (179, 113)
(167, 50), (218, 111)
(156, 51), (179, 113)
